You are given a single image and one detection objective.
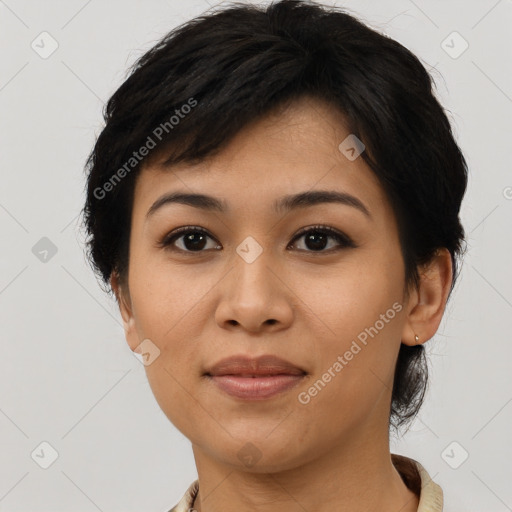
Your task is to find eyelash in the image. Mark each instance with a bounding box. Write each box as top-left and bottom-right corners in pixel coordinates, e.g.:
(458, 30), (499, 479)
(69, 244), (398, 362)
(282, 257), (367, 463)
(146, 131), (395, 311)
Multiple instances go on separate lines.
(158, 224), (356, 255)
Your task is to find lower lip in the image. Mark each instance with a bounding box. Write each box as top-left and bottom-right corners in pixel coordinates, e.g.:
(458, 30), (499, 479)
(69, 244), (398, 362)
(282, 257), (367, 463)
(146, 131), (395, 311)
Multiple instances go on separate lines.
(208, 374), (306, 400)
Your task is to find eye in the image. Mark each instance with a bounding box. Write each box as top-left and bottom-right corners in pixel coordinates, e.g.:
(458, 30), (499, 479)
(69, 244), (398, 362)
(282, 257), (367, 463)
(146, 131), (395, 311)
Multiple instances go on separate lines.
(159, 226), (220, 253)
(288, 225), (356, 253)
(158, 224), (355, 254)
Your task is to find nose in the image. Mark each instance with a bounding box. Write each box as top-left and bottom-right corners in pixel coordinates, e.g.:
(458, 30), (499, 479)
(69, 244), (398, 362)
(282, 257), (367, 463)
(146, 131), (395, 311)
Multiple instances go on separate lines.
(214, 250), (294, 333)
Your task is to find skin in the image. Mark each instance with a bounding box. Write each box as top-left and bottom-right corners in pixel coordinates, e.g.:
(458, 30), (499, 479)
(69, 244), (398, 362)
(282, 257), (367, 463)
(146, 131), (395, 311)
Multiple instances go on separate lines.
(111, 95), (452, 512)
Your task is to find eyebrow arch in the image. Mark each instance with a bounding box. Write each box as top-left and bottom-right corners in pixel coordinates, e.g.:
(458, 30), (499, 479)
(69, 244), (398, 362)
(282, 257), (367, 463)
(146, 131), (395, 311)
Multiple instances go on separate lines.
(145, 189), (371, 220)
(275, 190), (371, 218)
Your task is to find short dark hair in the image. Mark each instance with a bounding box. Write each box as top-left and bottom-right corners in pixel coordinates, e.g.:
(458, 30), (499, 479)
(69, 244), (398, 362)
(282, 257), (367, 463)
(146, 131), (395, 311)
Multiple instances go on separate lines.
(80, 0), (468, 432)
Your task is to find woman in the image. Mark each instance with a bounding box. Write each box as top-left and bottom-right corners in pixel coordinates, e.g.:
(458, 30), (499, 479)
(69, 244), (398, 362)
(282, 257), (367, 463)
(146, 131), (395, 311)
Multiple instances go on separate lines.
(81, 1), (468, 510)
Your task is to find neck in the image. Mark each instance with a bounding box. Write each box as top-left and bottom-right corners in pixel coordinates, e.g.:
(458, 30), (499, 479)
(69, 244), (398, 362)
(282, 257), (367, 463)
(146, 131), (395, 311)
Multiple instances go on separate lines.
(190, 420), (419, 512)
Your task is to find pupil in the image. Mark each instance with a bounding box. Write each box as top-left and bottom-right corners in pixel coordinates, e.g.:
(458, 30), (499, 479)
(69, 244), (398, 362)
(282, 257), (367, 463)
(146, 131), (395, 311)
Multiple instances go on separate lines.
(306, 232), (327, 251)
(185, 233), (206, 251)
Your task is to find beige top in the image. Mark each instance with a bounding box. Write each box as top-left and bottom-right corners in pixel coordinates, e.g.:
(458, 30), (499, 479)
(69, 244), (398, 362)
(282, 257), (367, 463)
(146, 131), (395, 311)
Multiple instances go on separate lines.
(167, 454), (443, 512)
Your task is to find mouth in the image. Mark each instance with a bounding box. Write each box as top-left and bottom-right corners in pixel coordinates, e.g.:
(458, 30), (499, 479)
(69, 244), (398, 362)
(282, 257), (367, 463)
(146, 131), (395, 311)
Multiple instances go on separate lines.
(203, 353), (308, 400)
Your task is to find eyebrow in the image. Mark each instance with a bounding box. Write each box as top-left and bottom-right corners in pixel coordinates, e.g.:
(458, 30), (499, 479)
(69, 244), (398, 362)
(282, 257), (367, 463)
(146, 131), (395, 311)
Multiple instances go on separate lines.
(145, 189), (371, 220)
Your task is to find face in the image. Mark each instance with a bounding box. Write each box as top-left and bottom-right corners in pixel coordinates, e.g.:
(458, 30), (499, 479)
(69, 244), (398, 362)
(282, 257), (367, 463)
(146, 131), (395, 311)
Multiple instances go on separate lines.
(116, 96), (414, 472)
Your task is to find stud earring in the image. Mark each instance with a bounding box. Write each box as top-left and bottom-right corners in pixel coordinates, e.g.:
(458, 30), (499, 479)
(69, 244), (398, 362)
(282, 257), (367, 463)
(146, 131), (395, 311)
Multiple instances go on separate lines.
(414, 334), (419, 342)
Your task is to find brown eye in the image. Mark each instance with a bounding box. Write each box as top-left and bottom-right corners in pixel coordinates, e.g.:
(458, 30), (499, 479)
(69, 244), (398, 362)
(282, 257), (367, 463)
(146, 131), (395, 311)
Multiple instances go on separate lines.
(160, 227), (220, 252)
(289, 225), (355, 252)
(159, 224), (355, 255)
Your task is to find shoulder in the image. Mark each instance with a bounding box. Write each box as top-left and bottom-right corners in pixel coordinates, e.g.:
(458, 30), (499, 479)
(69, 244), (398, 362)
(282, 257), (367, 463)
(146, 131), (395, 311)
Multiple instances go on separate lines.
(166, 479), (199, 512)
(392, 453), (444, 512)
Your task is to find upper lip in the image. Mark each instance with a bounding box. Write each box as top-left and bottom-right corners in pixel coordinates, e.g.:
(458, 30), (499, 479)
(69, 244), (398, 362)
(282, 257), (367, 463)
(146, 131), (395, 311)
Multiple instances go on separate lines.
(205, 354), (307, 377)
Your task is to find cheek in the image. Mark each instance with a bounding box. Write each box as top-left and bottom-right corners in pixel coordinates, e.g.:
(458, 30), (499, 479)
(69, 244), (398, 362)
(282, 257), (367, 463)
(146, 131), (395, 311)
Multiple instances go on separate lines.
(129, 251), (214, 339)
(290, 313), (403, 454)
(290, 245), (404, 342)
(290, 250), (404, 411)
(127, 268), (213, 434)
(144, 362), (207, 443)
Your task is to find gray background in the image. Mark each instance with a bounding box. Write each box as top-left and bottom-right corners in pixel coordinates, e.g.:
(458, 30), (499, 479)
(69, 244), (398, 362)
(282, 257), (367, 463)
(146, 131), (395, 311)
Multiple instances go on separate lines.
(1, 0), (511, 510)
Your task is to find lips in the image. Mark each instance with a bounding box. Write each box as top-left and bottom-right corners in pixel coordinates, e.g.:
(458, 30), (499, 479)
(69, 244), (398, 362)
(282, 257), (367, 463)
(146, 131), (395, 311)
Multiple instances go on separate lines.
(204, 354), (308, 400)
(204, 354), (307, 377)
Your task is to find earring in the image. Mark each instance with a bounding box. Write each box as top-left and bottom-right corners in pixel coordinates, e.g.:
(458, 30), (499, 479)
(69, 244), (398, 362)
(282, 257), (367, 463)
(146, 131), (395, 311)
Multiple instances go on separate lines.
(414, 334), (419, 342)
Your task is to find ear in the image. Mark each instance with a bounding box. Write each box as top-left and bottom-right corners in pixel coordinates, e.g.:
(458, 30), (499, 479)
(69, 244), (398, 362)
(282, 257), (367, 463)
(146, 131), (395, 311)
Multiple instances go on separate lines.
(110, 272), (140, 352)
(401, 248), (453, 346)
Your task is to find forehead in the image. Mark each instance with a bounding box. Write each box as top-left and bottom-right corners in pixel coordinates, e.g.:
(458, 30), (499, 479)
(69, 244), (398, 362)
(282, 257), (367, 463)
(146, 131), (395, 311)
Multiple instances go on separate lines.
(132, 96), (389, 221)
